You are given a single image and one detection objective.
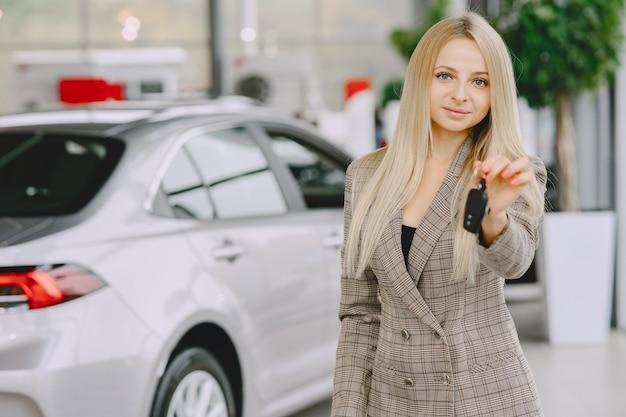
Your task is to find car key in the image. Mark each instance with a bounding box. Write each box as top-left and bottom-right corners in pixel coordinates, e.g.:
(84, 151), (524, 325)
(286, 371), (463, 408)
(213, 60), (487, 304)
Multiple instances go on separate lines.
(463, 177), (488, 234)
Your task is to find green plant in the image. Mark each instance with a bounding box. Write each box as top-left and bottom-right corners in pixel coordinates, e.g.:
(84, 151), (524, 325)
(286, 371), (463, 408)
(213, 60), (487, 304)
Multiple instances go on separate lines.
(494, 0), (625, 211)
(384, 0), (449, 108)
(380, 78), (403, 109)
(390, 0), (450, 60)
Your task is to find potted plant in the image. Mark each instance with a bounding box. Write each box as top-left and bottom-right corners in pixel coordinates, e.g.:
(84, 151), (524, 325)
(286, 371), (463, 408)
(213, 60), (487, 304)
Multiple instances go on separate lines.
(495, 0), (625, 345)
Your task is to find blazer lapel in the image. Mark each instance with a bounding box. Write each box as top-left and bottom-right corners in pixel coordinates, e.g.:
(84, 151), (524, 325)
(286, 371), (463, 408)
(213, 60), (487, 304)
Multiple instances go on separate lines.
(372, 139), (470, 330)
(374, 211), (443, 332)
(407, 139), (470, 282)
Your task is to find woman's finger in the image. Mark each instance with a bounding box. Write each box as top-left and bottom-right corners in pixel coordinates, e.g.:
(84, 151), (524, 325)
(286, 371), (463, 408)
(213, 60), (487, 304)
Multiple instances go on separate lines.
(508, 170), (533, 186)
(500, 157), (530, 179)
(482, 156), (511, 182)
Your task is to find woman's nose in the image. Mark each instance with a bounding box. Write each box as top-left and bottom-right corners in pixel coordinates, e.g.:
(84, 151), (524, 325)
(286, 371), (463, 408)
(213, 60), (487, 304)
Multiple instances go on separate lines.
(451, 82), (468, 102)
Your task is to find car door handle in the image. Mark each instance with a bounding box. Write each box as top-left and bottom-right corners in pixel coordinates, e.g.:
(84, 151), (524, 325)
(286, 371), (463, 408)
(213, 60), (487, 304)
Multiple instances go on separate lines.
(322, 233), (342, 250)
(213, 240), (246, 262)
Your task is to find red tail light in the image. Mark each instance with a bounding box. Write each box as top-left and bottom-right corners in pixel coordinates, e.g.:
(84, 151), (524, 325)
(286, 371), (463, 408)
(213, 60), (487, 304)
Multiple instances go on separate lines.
(0, 264), (105, 310)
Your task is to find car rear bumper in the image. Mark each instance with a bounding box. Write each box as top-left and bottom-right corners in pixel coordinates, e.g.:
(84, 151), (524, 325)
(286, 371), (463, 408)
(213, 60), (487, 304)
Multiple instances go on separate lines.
(0, 288), (162, 417)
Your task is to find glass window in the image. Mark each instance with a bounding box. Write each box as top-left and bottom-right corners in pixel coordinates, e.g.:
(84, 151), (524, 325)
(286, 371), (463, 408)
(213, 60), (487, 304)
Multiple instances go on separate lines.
(0, 132), (124, 216)
(184, 128), (287, 219)
(211, 170), (286, 219)
(267, 132), (345, 209)
(161, 150), (215, 219)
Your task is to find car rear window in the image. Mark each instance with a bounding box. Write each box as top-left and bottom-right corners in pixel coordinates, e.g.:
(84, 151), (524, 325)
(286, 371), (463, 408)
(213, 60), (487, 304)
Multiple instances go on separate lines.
(0, 131), (125, 216)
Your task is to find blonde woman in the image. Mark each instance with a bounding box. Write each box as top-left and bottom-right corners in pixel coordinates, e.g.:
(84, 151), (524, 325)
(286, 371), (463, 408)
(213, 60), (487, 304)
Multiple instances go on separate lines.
(332, 12), (546, 417)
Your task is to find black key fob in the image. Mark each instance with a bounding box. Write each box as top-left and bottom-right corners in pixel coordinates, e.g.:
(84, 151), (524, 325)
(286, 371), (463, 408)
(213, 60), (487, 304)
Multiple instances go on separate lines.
(463, 178), (488, 234)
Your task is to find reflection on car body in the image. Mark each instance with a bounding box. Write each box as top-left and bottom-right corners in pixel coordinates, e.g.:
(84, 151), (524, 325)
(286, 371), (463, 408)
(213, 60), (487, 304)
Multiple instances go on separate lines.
(0, 97), (351, 417)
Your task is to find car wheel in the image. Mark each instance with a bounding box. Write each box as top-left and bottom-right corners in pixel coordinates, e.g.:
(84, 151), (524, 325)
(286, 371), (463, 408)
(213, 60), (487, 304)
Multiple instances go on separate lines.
(151, 347), (236, 417)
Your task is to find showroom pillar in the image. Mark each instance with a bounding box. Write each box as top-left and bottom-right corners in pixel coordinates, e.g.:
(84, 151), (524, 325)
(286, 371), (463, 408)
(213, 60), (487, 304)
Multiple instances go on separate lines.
(449, 0), (467, 16)
(615, 17), (626, 332)
(209, 0), (223, 97)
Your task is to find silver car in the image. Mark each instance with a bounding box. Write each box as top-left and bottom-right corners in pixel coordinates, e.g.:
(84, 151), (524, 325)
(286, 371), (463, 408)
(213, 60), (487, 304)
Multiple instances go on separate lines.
(0, 97), (350, 417)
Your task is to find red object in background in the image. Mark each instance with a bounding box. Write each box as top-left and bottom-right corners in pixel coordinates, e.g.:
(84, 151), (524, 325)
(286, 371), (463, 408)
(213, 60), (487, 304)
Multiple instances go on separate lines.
(59, 78), (125, 104)
(344, 78), (371, 101)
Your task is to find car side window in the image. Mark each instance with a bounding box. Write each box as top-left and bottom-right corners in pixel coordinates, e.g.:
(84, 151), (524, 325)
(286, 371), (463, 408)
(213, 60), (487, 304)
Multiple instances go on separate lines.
(161, 127), (287, 220)
(266, 132), (346, 209)
(161, 149), (215, 219)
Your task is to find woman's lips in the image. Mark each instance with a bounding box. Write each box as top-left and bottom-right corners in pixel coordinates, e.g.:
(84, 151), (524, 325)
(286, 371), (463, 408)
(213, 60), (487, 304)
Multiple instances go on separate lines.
(443, 106), (470, 117)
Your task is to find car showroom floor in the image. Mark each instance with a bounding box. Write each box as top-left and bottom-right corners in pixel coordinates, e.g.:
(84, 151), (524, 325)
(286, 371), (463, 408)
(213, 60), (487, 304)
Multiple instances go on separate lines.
(291, 300), (626, 417)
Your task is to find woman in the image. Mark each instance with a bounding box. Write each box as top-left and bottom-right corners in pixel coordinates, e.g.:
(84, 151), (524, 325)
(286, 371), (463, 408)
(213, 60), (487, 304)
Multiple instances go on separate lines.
(332, 12), (546, 417)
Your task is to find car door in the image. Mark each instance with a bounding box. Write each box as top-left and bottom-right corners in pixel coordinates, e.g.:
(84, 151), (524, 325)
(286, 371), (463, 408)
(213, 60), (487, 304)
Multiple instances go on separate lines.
(158, 124), (333, 401)
(253, 123), (348, 381)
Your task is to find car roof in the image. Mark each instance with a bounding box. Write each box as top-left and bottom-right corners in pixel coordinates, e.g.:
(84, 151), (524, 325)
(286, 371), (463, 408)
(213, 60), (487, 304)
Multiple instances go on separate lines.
(0, 96), (351, 163)
(0, 96), (277, 134)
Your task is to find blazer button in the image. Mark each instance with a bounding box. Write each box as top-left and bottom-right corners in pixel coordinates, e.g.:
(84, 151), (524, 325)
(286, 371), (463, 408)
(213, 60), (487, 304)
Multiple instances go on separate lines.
(441, 374), (451, 385)
(404, 377), (414, 387)
(400, 329), (410, 341)
(432, 330), (442, 339)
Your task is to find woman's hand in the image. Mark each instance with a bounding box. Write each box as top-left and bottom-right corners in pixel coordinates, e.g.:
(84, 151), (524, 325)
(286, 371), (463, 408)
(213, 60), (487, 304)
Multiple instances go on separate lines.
(473, 156), (532, 215)
(472, 156), (533, 245)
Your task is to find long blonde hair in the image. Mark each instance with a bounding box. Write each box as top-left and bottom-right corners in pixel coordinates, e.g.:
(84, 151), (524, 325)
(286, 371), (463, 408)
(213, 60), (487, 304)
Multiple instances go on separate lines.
(344, 12), (545, 282)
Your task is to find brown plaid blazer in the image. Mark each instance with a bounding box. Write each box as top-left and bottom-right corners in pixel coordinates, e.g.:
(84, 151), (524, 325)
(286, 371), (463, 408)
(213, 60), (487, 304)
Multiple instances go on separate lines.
(332, 140), (546, 417)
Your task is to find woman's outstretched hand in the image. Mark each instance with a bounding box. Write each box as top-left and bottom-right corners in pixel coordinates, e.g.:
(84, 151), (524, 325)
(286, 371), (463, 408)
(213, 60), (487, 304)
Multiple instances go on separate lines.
(472, 156), (532, 245)
(473, 156), (531, 215)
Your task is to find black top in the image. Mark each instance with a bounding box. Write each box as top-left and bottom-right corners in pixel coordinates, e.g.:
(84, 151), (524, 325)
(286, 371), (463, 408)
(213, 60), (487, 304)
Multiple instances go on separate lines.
(401, 224), (416, 267)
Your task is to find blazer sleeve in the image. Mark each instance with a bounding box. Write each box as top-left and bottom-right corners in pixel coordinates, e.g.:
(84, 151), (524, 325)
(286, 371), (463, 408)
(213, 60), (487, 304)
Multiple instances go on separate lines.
(331, 161), (381, 417)
(477, 156), (548, 279)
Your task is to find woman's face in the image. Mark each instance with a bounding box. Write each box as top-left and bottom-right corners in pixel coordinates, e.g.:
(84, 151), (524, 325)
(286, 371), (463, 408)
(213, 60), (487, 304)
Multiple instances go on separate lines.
(429, 37), (491, 141)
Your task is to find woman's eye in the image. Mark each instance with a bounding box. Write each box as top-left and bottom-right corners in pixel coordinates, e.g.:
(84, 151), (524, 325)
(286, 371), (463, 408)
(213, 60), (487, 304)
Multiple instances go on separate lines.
(437, 73), (451, 80)
(474, 78), (489, 87)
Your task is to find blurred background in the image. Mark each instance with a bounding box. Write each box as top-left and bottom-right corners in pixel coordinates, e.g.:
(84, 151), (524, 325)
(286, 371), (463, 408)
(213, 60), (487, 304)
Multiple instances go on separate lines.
(0, 0), (416, 113)
(0, 1), (625, 416)
(2, 0), (622, 328)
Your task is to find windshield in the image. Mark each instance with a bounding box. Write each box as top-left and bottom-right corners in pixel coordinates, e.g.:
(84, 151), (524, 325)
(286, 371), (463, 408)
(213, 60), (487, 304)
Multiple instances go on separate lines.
(0, 132), (125, 216)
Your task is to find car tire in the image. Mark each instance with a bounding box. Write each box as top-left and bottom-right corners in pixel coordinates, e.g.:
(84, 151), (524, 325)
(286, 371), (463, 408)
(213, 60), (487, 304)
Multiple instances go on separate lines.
(151, 347), (237, 417)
